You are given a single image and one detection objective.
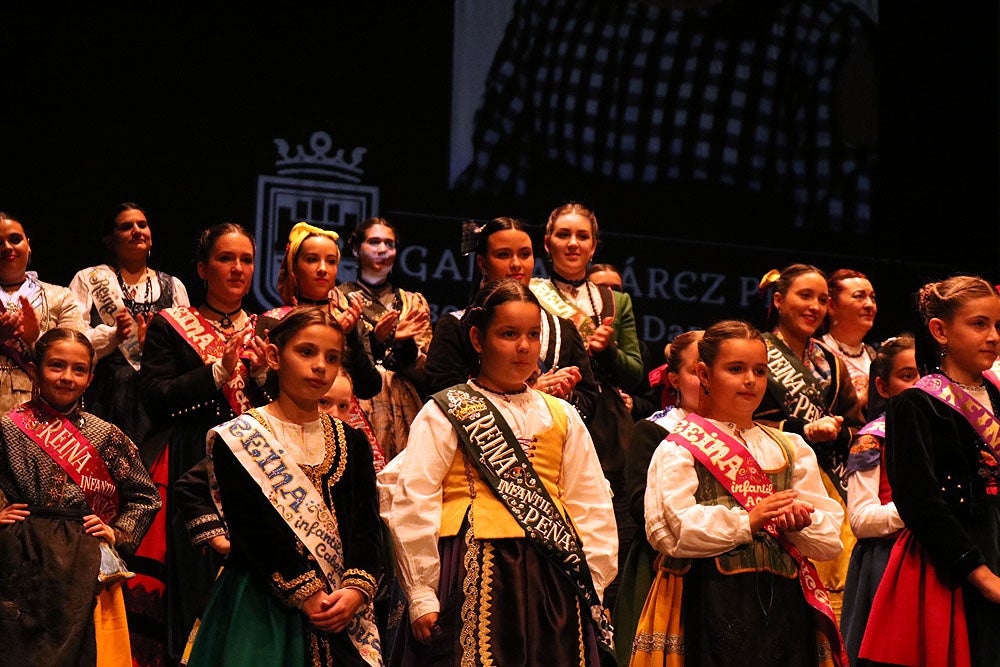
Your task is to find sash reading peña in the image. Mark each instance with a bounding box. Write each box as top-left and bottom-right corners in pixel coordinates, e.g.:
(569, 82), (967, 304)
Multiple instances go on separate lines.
(9, 399), (119, 524)
(914, 374), (1000, 458)
(160, 306), (254, 415)
(209, 412), (383, 666)
(763, 333), (849, 500)
(857, 414), (886, 439)
(667, 413), (849, 667)
(85, 265), (144, 371)
(431, 385), (616, 654)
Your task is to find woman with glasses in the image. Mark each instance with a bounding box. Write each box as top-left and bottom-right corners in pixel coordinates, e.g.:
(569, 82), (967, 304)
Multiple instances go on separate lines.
(338, 217), (432, 462)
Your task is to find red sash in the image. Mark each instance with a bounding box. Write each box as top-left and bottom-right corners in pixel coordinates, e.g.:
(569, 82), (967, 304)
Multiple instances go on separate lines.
(914, 373), (1000, 459)
(667, 413), (848, 667)
(160, 306), (255, 414)
(9, 399), (119, 523)
(345, 396), (387, 472)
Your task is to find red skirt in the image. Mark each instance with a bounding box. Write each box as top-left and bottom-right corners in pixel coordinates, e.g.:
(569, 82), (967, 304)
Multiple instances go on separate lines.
(859, 529), (970, 667)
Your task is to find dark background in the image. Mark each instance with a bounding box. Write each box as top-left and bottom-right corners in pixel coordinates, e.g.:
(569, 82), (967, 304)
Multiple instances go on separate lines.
(0, 3), (996, 348)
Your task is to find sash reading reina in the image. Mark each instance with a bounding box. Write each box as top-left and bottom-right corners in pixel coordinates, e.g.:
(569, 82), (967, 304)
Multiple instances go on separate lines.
(431, 385), (616, 654)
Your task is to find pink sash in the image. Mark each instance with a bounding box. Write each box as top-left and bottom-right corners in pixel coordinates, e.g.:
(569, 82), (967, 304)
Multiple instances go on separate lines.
(345, 396), (387, 472)
(914, 373), (1000, 458)
(160, 306), (255, 414)
(9, 399), (119, 523)
(667, 413), (848, 667)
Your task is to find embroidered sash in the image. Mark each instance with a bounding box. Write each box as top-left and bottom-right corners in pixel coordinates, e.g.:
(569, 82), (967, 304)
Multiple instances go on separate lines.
(9, 399), (119, 524)
(857, 414), (885, 438)
(431, 384), (616, 654)
(160, 306), (255, 415)
(667, 413), (848, 667)
(914, 374), (1000, 458)
(83, 265), (144, 370)
(530, 278), (605, 343)
(209, 412), (382, 666)
(763, 333), (849, 499)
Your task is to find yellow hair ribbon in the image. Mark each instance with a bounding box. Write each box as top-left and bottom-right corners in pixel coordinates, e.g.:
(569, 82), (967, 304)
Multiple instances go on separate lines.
(758, 268), (781, 292)
(286, 221), (340, 261)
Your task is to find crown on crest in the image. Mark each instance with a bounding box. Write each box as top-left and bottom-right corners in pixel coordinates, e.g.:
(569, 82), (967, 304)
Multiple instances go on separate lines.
(273, 131), (367, 183)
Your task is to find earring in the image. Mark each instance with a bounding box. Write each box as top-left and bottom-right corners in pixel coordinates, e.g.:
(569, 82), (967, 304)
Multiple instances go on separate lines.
(703, 386), (710, 396)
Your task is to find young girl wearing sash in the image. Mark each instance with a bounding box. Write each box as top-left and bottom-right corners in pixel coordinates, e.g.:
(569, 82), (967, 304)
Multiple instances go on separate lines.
(0, 212), (89, 416)
(382, 278), (618, 666)
(184, 307), (383, 666)
(860, 276), (1000, 666)
(633, 319), (846, 667)
(530, 202), (644, 612)
(839, 334), (917, 667)
(258, 221), (382, 404)
(755, 264), (866, 621)
(339, 217), (434, 462)
(0, 328), (160, 666)
(128, 223), (270, 666)
(69, 202), (191, 446)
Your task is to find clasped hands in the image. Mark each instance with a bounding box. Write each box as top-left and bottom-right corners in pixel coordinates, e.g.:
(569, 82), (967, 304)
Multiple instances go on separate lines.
(0, 296), (39, 345)
(749, 489), (815, 533)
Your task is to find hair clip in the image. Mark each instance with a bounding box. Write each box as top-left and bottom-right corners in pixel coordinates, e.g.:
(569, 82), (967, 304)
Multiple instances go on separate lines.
(460, 220), (486, 256)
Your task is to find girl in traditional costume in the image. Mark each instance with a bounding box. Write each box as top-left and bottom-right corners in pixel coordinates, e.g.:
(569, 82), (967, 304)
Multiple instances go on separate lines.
(0, 328), (160, 666)
(633, 319), (846, 667)
(184, 307), (383, 666)
(381, 278), (618, 666)
(860, 276), (1000, 667)
(839, 334), (918, 666)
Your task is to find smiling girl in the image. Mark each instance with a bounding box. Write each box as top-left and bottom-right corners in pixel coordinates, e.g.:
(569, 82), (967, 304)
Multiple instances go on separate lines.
(382, 278), (617, 666)
(0, 328), (159, 666)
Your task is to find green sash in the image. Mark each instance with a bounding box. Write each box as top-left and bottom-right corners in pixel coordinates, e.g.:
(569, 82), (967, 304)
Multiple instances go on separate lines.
(431, 384), (616, 657)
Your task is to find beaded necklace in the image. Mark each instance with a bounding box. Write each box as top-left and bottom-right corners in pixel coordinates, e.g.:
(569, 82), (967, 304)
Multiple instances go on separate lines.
(116, 268), (154, 318)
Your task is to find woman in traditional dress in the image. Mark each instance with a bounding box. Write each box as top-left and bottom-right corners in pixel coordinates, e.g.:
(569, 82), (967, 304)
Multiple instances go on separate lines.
(820, 269), (878, 418)
(0, 211), (88, 416)
(0, 328), (160, 666)
(185, 307), (383, 666)
(339, 217), (432, 462)
(69, 202), (190, 445)
(632, 319), (846, 667)
(126, 222), (270, 666)
(257, 221), (382, 402)
(381, 279), (618, 666)
(860, 276), (1000, 666)
(839, 333), (917, 666)
(529, 201), (643, 610)
(754, 263), (865, 619)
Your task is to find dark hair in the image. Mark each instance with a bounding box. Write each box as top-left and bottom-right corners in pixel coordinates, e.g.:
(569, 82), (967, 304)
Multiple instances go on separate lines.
(267, 306), (344, 351)
(866, 333), (915, 417)
(913, 275), (1000, 373)
(33, 327), (96, 369)
(347, 216), (399, 255)
(461, 278), (540, 373)
(546, 202), (599, 244)
(103, 202), (148, 264)
(196, 222), (255, 264)
(587, 263), (619, 276)
(760, 263), (827, 330)
(697, 319), (765, 369)
(663, 329), (704, 408)
(469, 217), (532, 300)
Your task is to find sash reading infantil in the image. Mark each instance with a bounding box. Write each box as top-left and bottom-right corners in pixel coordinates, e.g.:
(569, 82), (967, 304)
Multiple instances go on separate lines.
(763, 333), (849, 500)
(209, 412), (383, 666)
(160, 306), (255, 415)
(431, 385), (616, 655)
(666, 413), (849, 667)
(9, 399), (119, 524)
